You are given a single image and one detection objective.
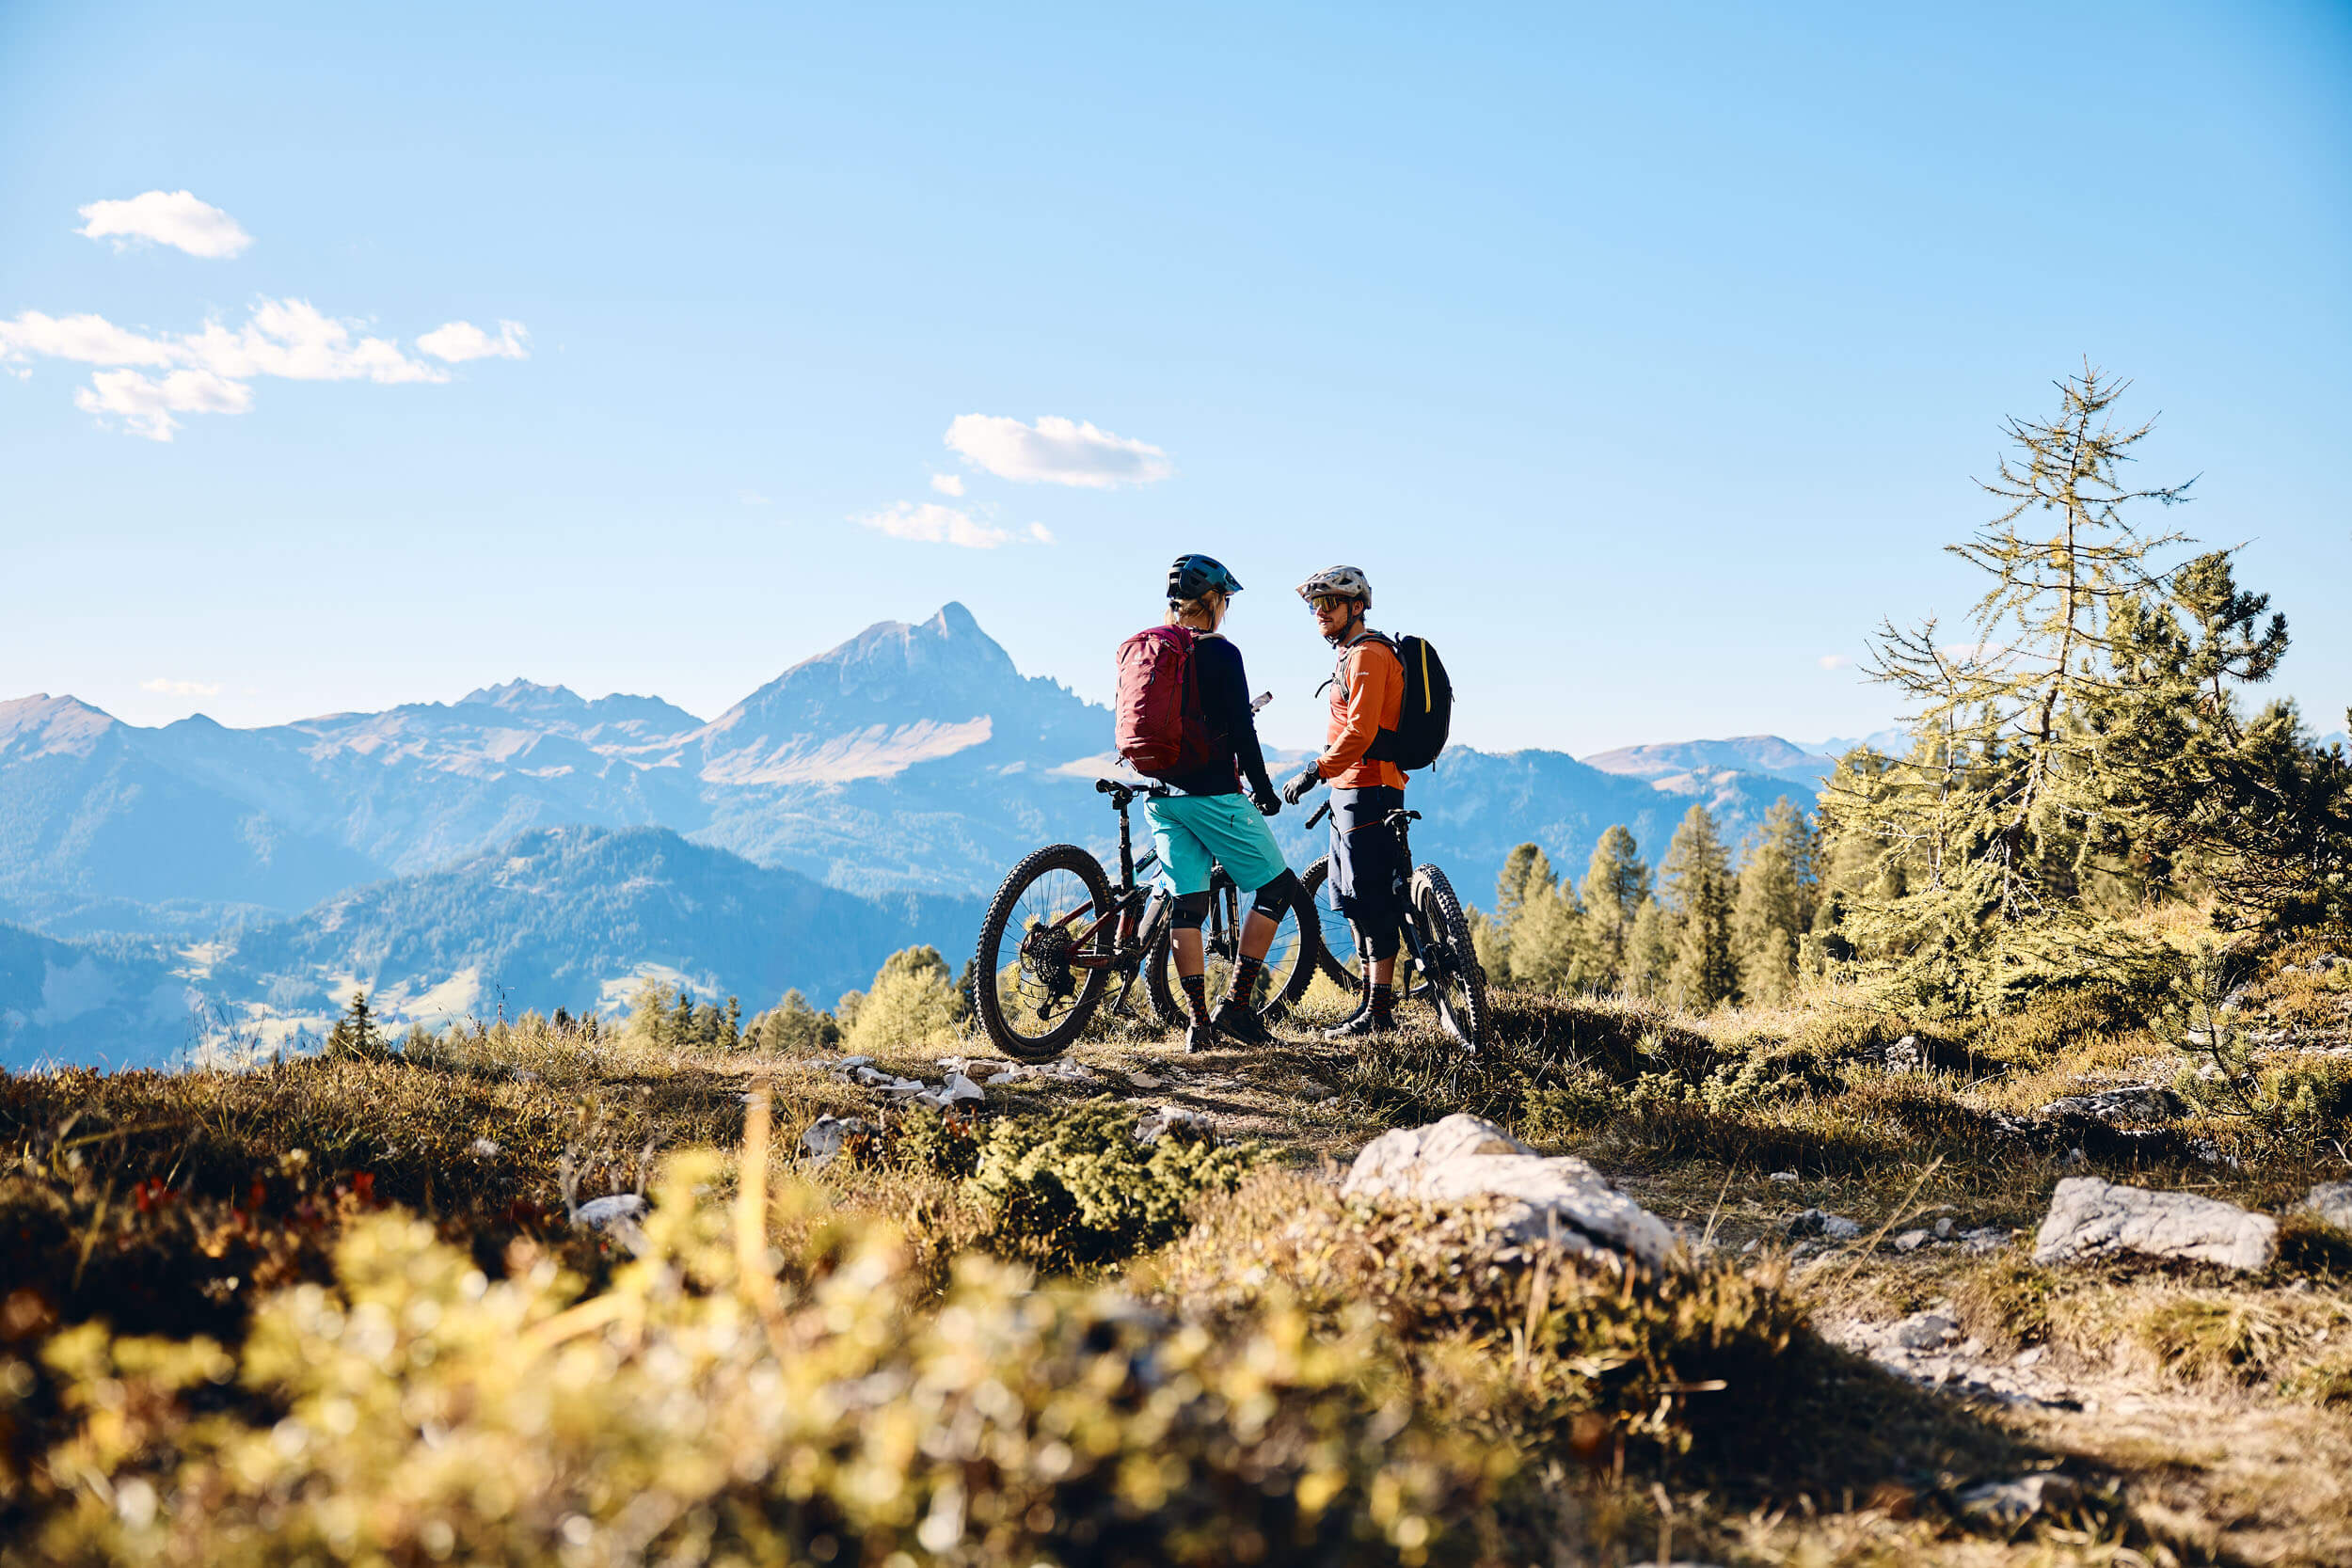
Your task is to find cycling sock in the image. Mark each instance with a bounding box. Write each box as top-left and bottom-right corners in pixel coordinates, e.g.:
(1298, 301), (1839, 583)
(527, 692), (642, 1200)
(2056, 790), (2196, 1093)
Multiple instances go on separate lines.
(1180, 971), (1211, 1024)
(1369, 982), (1395, 1026)
(1224, 954), (1264, 1006)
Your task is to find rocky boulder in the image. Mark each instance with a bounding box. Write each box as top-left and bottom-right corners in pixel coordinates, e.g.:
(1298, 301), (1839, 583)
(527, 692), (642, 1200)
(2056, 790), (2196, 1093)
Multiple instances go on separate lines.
(2302, 1182), (2352, 1231)
(1341, 1114), (1678, 1267)
(2031, 1177), (2277, 1272)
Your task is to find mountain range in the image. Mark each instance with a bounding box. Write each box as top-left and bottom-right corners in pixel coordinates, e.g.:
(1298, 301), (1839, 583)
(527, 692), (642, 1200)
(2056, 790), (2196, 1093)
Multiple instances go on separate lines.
(2, 604), (1844, 1068)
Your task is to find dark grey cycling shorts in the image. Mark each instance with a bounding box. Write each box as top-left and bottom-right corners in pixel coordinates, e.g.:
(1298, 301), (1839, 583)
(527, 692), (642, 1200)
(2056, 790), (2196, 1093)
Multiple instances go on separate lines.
(1327, 784), (1405, 932)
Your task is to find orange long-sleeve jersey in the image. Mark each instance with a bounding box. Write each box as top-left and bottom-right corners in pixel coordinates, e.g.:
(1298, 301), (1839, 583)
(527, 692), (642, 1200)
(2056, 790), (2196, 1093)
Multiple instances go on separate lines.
(1317, 632), (1406, 790)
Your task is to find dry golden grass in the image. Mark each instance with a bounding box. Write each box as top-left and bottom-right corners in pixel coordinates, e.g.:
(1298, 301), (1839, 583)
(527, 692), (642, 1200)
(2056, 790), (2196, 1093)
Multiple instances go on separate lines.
(6, 958), (2352, 1564)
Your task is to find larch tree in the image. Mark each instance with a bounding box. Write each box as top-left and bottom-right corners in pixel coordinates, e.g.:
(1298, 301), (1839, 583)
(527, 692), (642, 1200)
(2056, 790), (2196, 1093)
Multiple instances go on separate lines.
(1733, 797), (1816, 1006)
(1820, 364), (2195, 1011)
(1579, 826), (1648, 991)
(1658, 804), (1738, 1010)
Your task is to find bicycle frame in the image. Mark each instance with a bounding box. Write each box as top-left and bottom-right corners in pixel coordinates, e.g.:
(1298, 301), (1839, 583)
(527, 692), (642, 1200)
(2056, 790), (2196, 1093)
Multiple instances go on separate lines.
(1037, 781), (1165, 973)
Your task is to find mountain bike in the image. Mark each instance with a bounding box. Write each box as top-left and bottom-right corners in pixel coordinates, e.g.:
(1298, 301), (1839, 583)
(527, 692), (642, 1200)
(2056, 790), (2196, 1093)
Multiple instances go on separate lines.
(1298, 798), (1490, 1052)
(970, 777), (1322, 1060)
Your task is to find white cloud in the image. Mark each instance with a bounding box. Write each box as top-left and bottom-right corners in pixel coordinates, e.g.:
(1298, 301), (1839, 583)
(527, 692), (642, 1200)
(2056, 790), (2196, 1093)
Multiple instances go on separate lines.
(177, 298), (444, 384)
(140, 677), (223, 697)
(1025, 522), (1055, 545)
(1818, 654), (1851, 670)
(75, 369), (252, 441)
(857, 501), (1011, 550)
(418, 319), (530, 362)
(736, 490), (771, 506)
(3, 297), (519, 437)
(0, 310), (176, 366)
(945, 413), (1173, 488)
(77, 190), (252, 259)
(930, 472), (965, 497)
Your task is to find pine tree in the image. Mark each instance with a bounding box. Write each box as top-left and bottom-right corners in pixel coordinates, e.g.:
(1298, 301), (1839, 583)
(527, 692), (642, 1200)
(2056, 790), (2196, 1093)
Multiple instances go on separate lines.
(1820, 364), (2193, 1011)
(848, 946), (963, 1052)
(1578, 826), (1647, 991)
(1476, 845), (1549, 979)
(1733, 798), (1815, 1006)
(325, 990), (382, 1060)
(2095, 550), (2348, 934)
(671, 990), (696, 1049)
(723, 996), (743, 1049)
(1658, 804), (1738, 1010)
(1509, 865), (1592, 992)
(1626, 895), (1674, 998)
(627, 980), (676, 1048)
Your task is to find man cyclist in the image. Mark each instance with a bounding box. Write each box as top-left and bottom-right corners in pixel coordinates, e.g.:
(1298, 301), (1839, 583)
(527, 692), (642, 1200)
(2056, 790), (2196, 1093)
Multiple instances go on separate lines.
(1280, 565), (1406, 1037)
(1143, 554), (1301, 1052)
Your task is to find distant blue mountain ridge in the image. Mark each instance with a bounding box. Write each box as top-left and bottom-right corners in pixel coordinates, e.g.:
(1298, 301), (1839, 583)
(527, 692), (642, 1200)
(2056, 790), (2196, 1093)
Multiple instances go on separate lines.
(1, 604), (1841, 1068)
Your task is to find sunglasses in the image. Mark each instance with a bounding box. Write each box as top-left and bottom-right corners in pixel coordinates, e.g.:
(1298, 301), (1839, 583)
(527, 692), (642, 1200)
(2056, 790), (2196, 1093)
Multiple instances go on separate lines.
(1310, 594), (1354, 614)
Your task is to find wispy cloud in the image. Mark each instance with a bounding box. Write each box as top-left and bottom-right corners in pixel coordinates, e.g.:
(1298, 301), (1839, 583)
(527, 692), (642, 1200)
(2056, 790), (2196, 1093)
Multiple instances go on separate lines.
(930, 472), (965, 497)
(77, 190), (252, 259)
(0, 311), (179, 366)
(140, 677), (222, 697)
(77, 370), (252, 441)
(418, 319), (530, 362)
(945, 413), (1173, 488)
(2, 297), (521, 440)
(858, 501), (1011, 549)
(1818, 654), (1851, 670)
(1025, 522), (1055, 544)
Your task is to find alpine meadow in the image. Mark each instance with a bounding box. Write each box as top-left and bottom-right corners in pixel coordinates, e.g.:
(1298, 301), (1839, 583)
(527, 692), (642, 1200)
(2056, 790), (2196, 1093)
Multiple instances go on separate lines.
(4, 5), (2350, 1566)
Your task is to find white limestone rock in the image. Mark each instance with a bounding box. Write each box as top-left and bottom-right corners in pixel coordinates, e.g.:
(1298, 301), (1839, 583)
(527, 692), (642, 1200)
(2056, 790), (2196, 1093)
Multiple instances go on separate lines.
(1788, 1208), (1864, 1241)
(2301, 1181), (2352, 1231)
(2031, 1177), (2278, 1272)
(799, 1114), (870, 1168)
(1340, 1114), (1677, 1267)
(572, 1193), (650, 1256)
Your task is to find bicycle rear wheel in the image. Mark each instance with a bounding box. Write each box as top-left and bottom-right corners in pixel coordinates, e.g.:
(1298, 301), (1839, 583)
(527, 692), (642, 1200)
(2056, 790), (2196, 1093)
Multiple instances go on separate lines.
(1144, 868), (1320, 1026)
(971, 844), (1116, 1060)
(1408, 863), (1489, 1052)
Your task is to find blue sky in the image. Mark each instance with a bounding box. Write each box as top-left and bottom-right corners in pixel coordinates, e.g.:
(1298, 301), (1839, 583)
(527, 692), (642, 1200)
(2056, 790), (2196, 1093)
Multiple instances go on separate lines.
(3, 1), (2346, 754)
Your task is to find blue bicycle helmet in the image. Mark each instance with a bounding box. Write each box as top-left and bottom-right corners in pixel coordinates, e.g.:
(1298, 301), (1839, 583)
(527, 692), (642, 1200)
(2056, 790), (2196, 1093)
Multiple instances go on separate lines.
(1168, 553), (1244, 601)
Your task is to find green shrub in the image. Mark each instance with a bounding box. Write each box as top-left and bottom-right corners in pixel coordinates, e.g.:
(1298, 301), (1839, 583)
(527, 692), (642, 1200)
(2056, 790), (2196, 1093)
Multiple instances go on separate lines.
(12, 1163), (1507, 1568)
(891, 1103), (984, 1179)
(965, 1099), (1263, 1269)
(1151, 1171), (1806, 1465)
(1514, 1069), (1626, 1148)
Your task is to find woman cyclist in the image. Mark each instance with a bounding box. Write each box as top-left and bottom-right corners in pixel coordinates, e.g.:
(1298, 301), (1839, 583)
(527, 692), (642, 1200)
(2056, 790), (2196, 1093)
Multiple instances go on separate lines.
(1141, 553), (1301, 1051)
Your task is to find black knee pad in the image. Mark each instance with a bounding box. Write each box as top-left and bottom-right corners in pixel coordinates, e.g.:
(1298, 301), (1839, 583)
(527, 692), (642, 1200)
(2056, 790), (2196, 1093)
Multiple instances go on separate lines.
(1250, 868), (1300, 919)
(1169, 892), (1212, 930)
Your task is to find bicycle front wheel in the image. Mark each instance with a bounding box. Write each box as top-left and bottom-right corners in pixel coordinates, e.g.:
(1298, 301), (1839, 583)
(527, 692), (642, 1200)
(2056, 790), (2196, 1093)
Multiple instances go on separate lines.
(1144, 868), (1320, 1026)
(1296, 856), (1359, 990)
(972, 844), (1115, 1061)
(1408, 863), (1489, 1053)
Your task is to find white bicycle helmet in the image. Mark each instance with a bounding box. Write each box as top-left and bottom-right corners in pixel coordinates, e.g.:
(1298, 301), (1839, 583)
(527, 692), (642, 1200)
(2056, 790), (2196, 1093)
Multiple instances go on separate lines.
(1295, 564), (1371, 607)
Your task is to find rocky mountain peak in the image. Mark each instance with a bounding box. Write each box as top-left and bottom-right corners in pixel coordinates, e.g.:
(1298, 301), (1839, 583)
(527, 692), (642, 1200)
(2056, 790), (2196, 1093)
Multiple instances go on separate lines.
(459, 678), (591, 712)
(0, 694), (119, 760)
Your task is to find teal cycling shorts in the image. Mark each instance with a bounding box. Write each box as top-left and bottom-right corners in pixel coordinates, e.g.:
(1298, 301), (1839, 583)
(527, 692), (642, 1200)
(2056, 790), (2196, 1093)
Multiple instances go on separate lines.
(1143, 793), (1291, 896)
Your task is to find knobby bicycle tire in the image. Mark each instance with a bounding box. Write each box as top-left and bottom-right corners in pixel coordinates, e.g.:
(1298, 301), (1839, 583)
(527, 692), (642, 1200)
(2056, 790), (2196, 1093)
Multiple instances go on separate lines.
(1142, 873), (1322, 1026)
(971, 843), (1116, 1061)
(1409, 863), (1490, 1053)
